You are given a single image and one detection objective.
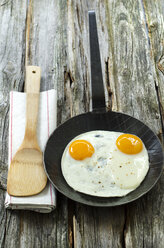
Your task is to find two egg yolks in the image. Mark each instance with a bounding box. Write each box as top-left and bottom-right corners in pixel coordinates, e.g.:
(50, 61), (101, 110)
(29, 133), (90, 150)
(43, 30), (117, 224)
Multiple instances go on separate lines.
(69, 134), (143, 160)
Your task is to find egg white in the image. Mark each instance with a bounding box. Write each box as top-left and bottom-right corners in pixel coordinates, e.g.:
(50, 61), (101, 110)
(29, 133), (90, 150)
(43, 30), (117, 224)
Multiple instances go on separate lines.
(61, 131), (149, 197)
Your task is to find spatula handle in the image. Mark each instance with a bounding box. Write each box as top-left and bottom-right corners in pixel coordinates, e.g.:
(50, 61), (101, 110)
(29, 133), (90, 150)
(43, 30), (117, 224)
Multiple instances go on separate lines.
(22, 66), (41, 149)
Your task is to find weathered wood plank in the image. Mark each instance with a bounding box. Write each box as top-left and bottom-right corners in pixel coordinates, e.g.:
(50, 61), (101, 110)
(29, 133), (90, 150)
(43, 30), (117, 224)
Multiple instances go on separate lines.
(64, 0), (91, 117)
(74, 205), (125, 248)
(21, 0), (69, 247)
(0, 0), (27, 247)
(104, 0), (161, 133)
(0, 0), (27, 189)
(143, 0), (164, 126)
(0, 0), (69, 247)
(125, 175), (164, 248)
(26, 0), (59, 91)
(0, 190), (22, 247)
(124, 1), (164, 247)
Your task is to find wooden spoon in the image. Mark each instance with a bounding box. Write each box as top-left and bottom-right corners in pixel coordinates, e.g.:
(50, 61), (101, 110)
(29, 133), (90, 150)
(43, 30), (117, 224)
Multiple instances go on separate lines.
(7, 66), (47, 196)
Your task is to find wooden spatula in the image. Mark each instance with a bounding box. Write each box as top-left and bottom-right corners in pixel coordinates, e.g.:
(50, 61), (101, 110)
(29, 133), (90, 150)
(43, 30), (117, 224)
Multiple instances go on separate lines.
(7, 66), (47, 196)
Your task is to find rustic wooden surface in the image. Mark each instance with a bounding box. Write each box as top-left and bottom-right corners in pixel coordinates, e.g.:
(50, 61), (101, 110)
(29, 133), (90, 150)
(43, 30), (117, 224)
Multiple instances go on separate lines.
(0, 0), (163, 247)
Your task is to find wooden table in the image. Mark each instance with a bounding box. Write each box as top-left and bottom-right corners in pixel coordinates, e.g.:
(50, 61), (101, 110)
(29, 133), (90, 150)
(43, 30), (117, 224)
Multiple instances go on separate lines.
(0, 0), (163, 247)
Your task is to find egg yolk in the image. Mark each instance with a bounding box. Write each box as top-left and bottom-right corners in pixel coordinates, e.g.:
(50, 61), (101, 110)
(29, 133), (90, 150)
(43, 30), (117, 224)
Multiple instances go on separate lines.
(116, 134), (143, 154)
(69, 140), (95, 160)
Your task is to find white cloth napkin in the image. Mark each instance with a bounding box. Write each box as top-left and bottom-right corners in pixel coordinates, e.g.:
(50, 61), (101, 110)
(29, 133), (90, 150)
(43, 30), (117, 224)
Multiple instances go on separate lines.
(5, 89), (57, 213)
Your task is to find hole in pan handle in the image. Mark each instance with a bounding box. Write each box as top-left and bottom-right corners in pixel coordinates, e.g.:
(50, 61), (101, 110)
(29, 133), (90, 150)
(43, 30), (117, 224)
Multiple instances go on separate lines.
(89, 10), (106, 112)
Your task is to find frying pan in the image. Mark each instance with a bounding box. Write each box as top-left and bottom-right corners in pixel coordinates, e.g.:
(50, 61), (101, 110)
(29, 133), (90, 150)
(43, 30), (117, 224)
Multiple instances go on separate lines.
(44, 11), (164, 207)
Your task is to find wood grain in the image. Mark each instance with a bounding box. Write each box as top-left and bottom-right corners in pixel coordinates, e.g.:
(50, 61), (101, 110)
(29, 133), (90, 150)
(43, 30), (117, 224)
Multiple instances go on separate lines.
(74, 205), (125, 248)
(0, 0), (27, 190)
(0, 0), (68, 247)
(20, 0), (69, 247)
(124, 1), (164, 247)
(143, 0), (164, 129)
(0, 0), (163, 247)
(0, 0), (27, 246)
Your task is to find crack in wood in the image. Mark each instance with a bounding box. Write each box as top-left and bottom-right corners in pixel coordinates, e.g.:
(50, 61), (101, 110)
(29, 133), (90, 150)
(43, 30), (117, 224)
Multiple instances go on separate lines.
(158, 55), (164, 75)
(68, 199), (76, 248)
(1, 204), (11, 247)
(83, 71), (90, 112)
(0, 0), (11, 7)
(155, 82), (164, 142)
(105, 58), (113, 111)
(105, 0), (119, 111)
(140, 0), (151, 47)
(20, 27), (26, 92)
(64, 70), (74, 87)
(76, 4), (82, 33)
(122, 206), (127, 248)
(64, 69), (74, 118)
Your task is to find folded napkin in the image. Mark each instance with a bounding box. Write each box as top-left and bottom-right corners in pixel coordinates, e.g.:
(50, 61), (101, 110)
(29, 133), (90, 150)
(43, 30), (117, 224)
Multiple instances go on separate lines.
(5, 89), (57, 213)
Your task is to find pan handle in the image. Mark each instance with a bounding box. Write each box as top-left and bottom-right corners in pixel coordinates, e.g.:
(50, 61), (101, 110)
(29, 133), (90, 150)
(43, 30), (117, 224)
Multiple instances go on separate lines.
(89, 10), (106, 112)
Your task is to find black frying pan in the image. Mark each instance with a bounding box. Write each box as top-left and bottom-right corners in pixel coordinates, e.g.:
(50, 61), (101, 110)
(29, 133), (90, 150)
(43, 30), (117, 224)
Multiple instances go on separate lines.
(44, 11), (163, 207)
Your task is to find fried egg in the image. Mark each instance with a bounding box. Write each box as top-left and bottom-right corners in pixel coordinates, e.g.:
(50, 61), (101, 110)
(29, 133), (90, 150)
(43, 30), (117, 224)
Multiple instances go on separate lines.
(61, 131), (149, 197)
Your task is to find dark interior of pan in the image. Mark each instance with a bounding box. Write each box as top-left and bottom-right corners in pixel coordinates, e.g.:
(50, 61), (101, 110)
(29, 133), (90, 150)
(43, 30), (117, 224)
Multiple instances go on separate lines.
(43, 11), (164, 207)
